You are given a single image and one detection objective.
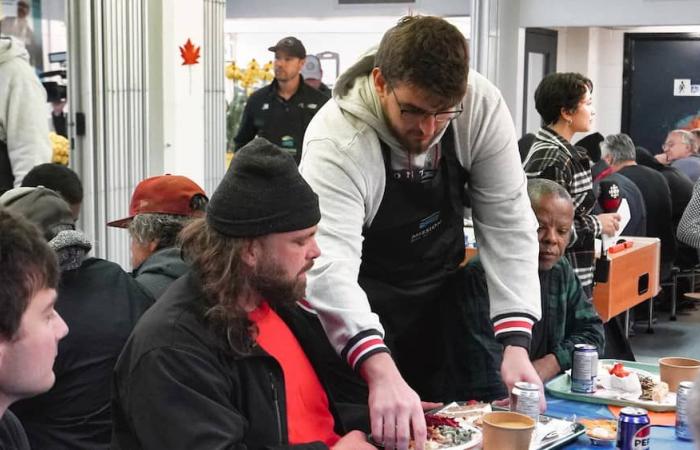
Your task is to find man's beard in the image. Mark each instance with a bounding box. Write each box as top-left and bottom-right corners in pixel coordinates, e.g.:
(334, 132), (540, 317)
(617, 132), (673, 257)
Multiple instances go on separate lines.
(249, 255), (309, 308)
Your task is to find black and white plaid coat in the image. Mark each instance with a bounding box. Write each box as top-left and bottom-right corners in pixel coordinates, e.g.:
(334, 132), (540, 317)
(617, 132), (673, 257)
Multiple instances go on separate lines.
(523, 127), (602, 290)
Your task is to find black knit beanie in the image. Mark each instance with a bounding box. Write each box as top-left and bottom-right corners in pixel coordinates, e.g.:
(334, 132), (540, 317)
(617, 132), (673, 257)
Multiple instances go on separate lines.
(207, 137), (320, 237)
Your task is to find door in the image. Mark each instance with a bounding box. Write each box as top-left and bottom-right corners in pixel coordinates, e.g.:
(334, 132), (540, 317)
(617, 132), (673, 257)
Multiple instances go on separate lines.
(522, 28), (558, 136)
(622, 33), (700, 154)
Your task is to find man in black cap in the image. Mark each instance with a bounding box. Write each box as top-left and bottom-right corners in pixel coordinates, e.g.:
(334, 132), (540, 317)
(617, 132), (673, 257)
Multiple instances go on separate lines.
(233, 37), (329, 164)
(112, 138), (375, 450)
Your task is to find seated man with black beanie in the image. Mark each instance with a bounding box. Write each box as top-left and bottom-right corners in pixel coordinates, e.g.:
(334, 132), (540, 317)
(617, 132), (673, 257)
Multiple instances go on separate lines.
(112, 138), (374, 450)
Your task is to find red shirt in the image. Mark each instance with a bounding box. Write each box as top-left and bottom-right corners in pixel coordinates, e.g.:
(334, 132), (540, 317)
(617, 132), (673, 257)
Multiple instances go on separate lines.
(249, 302), (340, 446)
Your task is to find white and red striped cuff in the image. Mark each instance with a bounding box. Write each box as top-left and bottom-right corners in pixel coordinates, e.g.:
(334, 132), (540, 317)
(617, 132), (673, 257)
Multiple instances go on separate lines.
(493, 314), (536, 349)
(493, 315), (535, 336)
(341, 330), (389, 370)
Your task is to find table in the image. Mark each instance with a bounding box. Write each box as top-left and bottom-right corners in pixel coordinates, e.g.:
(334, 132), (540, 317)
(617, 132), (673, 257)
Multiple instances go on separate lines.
(542, 395), (694, 449)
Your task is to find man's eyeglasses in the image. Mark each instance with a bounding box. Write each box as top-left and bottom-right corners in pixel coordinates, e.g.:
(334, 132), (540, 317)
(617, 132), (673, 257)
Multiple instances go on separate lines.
(662, 141), (679, 149)
(391, 90), (463, 123)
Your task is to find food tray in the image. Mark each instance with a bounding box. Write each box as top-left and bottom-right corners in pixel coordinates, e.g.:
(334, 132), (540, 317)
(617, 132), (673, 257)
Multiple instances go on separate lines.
(546, 359), (676, 412)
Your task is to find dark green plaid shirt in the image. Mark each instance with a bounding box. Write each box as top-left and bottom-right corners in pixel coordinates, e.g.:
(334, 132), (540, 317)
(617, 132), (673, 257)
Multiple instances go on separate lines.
(463, 256), (604, 378)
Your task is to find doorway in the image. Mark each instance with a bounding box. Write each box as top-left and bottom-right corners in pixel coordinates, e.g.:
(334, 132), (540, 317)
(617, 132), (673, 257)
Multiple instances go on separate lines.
(522, 28), (558, 136)
(622, 33), (700, 154)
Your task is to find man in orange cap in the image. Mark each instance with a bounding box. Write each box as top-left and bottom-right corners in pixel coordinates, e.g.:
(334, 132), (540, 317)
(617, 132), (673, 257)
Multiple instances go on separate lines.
(108, 174), (208, 299)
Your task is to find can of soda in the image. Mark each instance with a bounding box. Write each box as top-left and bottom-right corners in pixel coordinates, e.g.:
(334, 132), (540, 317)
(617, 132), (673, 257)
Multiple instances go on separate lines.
(676, 381), (694, 441)
(617, 407), (651, 450)
(571, 343), (598, 393)
(510, 381), (540, 421)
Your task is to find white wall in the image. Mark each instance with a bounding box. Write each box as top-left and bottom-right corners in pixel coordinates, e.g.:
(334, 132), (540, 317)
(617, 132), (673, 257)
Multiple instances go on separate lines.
(496, 0), (700, 137)
(552, 27), (625, 140)
(518, 0), (700, 28)
(226, 0), (471, 18)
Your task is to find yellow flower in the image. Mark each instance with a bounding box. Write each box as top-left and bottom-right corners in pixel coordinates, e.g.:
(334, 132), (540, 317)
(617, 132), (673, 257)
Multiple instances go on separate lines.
(225, 62), (242, 80)
(49, 132), (70, 165)
(247, 58), (260, 72)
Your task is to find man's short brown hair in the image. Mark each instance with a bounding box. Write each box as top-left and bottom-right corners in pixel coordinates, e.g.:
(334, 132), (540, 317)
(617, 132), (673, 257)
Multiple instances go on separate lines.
(375, 15), (469, 107)
(0, 209), (59, 340)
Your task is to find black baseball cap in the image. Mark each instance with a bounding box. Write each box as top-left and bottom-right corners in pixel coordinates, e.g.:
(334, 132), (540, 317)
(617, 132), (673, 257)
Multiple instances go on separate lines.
(268, 37), (306, 59)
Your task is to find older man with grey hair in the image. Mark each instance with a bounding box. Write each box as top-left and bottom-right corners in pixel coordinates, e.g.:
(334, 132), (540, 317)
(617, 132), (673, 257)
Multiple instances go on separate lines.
(656, 129), (700, 182)
(602, 133), (676, 279)
(108, 175), (208, 299)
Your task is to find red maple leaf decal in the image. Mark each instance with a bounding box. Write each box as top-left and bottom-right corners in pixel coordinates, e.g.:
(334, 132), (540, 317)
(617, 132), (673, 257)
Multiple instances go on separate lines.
(179, 38), (200, 66)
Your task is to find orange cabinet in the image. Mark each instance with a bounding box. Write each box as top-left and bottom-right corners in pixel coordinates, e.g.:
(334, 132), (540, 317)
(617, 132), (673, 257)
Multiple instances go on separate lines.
(592, 237), (660, 322)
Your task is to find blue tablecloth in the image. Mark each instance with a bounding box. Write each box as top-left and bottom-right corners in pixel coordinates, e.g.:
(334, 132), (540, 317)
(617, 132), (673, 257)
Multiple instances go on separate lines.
(541, 395), (695, 449)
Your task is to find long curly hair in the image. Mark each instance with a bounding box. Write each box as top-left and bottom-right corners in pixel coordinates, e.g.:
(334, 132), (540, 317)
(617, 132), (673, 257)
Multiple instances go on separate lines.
(179, 218), (256, 354)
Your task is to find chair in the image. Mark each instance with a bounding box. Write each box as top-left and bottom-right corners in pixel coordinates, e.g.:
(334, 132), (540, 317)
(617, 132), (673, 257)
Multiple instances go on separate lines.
(660, 265), (700, 321)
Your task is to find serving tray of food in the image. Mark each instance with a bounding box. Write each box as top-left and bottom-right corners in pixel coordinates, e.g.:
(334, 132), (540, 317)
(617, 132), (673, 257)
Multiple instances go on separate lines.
(546, 359), (676, 412)
(401, 402), (584, 449)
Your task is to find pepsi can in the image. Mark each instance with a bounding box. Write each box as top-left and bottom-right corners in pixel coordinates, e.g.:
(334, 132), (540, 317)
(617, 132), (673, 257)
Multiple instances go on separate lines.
(510, 381), (540, 421)
(571, 343), (598, 393)
(676, 381), (694, 441)
(617, 407), (651, 450)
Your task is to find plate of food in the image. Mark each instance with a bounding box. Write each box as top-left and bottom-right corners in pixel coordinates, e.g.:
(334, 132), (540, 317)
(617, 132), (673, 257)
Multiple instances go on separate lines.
(546, 359), (676, 411)
(365, 403), (485, 449)
(578, 419), (617, 447)
(417, 413), (482, 450)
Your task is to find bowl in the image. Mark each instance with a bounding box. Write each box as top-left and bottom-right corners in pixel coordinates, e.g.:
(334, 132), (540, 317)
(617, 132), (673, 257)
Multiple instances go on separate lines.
(589, 436), (616, 447)
(658, 357), (700, 392)
(481, 411), (536, 450)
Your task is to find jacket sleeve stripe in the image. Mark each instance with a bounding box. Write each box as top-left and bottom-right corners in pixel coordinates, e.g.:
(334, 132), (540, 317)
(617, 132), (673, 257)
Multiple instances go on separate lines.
(347, 337), (387, 370)
(493, 315), (535, 327)
(493, 318), (534, 337)
(341, 329), (387, 368)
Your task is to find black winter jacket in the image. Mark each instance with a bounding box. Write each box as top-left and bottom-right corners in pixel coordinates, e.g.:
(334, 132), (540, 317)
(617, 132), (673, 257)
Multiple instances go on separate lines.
(112, 272), (368, 449)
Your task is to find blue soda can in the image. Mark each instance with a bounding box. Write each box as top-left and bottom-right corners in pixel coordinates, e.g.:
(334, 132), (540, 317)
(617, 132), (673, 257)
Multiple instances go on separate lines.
(617, 407), (651, 450)
(571, 343), (598, 393)
(676, 381), (694, 441)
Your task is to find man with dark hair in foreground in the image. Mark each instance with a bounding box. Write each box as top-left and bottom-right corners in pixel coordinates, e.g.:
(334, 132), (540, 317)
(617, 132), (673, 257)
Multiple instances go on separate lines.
(0, 208), (68, 449)
(2, 187), (153, 450)
(112, 138), (374, 450)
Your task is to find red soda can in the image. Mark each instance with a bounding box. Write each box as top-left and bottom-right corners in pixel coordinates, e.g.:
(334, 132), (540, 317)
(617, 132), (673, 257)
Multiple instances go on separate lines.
(616, 407), (651, 450)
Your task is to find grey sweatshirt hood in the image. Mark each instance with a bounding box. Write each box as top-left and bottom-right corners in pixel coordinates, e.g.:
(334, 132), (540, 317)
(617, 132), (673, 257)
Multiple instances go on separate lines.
(333, 50), (448, 153)
(0, 36), (29, 65)
(135, 246), (188, 280)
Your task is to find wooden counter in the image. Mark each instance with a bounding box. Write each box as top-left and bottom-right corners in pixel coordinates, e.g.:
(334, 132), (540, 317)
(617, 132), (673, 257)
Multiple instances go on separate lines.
(592, 236), (660, 322)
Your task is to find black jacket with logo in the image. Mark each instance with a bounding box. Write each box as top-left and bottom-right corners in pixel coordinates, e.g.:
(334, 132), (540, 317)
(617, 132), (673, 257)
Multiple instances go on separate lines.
(233, 77), (329, 164)
(112, 272), (368, 450)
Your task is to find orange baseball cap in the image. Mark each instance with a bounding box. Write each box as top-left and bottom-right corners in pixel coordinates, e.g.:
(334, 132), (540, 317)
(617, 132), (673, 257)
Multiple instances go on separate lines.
(107, 174), (207, 228)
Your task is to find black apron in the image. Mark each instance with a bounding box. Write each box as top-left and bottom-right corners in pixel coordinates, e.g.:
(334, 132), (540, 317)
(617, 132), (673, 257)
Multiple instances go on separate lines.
(358, 125), (466, 400)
